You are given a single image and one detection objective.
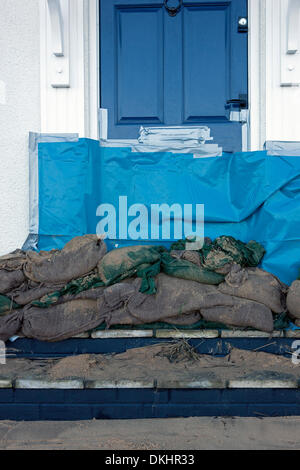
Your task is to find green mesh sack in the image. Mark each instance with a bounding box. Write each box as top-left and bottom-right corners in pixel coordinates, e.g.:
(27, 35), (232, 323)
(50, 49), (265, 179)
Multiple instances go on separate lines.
(97, 245), (166, 286)
(161, 253), (225, 285)
(200, 236), (265, 272)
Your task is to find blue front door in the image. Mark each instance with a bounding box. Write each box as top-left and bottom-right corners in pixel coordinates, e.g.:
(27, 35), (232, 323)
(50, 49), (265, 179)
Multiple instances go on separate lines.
(100, 0), (248, 152)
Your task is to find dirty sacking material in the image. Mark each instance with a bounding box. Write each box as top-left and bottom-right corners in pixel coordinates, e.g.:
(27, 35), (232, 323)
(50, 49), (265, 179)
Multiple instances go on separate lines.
(0, 250), (27, 294)
(97, 274), (274, 332)
(21, 299), (104, 342)
(200, 299), (273, 333)
(24, 235), (107, 284)
(219, 266), (286, 314)
(286, 280), (300, 319)
(0, 235), (290, 341)
(0, 297), (106, 343)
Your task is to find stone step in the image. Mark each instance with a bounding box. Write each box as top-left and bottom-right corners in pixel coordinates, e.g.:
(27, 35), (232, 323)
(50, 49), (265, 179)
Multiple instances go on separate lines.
(1, 371), (297, 391)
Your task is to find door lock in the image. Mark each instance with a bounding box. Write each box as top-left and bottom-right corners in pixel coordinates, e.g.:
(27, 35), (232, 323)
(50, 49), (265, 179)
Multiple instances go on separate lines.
(238, 17), (248, 33)
(226, 95), (248, 109)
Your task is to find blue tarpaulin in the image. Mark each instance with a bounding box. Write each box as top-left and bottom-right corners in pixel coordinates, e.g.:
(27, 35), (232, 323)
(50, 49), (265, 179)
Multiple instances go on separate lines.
(26, 137), (300, 285)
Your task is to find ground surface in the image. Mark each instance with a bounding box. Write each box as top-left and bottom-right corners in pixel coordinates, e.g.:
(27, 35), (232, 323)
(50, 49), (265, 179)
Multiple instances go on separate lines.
(0, 417), (299, 450)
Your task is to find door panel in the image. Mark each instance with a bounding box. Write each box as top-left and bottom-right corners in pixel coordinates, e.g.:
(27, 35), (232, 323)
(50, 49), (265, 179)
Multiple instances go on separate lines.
(100, 0), (248, 151)
(183, 6), (229, 122)
(116, 7), (164, 124)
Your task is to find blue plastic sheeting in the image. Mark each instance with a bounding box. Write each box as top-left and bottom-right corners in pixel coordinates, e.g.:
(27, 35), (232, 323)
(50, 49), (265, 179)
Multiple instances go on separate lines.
(23, 133), (79, 251)
(32, 138), (300, 285)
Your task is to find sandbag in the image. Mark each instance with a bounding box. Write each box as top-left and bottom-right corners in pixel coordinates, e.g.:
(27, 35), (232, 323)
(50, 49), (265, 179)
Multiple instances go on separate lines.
(0, 311), (23, 342)
(0, 269), (25, 294)
(287, 281), (300, 319)
(24, 235), (107, 284)
(97, 245), (164, 285)
(98, 274), (273, 332)
(0, 250), (26, 270)
(170, 250), (202, 266)
(31, 273), (104, 308)
(201, 299), (274, 333)
(47, 286), (106, 306)
(161, 253), (225, 285)
(219, 266), (286, 313)
(21, 299), (104, 342)
(199, 236), (265, 274)
(0, 250), (27, 294)
(163, 312), (202, 325)
(9, 284), (64, 306)
(0, 295), (19, 316)
(97, 275), (222, 326)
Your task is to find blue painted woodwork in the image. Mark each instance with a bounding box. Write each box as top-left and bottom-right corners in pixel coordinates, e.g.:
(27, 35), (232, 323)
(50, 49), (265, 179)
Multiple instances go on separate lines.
(100, 0), (248, 151)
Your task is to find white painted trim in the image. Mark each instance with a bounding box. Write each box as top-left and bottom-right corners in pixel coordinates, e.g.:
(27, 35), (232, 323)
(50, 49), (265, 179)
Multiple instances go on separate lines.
(248, 0), (266, 150)
(85, 0), (100, 139)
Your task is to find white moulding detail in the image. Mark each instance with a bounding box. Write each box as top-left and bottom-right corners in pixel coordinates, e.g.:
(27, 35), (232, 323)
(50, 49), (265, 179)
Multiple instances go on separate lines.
(47, 0), (70, 88)
(281, 0), (300, 86)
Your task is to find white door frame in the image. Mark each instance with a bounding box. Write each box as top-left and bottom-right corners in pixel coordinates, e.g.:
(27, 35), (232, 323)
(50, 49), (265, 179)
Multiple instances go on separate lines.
(40, 0), (267, 150)
(248, 0), (267, 150)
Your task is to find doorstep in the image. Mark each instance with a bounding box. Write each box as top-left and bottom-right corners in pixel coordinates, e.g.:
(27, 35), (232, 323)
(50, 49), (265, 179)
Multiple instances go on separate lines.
(6, 329), (299, 359)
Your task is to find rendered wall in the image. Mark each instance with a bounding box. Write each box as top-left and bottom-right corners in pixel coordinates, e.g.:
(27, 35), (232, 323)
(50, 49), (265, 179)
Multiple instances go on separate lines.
(265, 0), (300, 142)
(0, 0), (40, 255)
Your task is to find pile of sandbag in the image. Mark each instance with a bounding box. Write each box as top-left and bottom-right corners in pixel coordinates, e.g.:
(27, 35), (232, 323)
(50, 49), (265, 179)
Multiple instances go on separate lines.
(0, 234), (292, 342)
(0, 235), (107, 341)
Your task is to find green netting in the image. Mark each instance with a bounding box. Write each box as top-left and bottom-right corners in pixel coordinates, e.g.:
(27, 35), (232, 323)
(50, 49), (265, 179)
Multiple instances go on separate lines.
(32, 273), (104, 308)
(171, 236), (265, 271)
(98, 245), (165, 287)
(273, 312), (291, 330)
(93, 319), (230, 331)
(92, 313), (289, 333)
(161, 253), (225, 285)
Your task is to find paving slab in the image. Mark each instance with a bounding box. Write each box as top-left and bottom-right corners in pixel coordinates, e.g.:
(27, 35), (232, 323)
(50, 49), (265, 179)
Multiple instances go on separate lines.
(1, 417), (300, 450)
(91, 330), (153, 339)
(15, 379), (84, 389)
(156, 330), (219, 339)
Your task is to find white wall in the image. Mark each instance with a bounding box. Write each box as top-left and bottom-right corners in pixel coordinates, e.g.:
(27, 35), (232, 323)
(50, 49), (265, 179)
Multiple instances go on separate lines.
(265, 0), (300, 142)
(0, 0), (40, 255)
